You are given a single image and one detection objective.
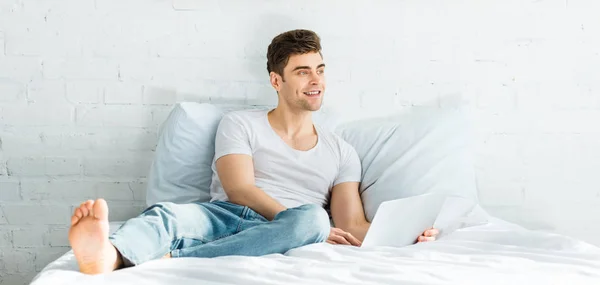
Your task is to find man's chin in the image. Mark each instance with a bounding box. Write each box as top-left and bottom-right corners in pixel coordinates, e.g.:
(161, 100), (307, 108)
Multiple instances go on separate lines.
(309, 100), (324, 111)
(310, 104), (322, 111)
(294, 98), (322, 112)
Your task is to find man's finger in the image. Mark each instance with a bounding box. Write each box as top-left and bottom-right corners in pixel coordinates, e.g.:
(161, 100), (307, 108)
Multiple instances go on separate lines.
(418, 236), (436, 242)
(331, 228), (362, 246)
(326, 239), (337, 245)
(342, 231), (362, 246)
(330, 234), (352, 245)
(334, 235), (352, 245)
(423, 228), (439, 237)
(328, 228), (352, 245)
(332, 228), (345, 234)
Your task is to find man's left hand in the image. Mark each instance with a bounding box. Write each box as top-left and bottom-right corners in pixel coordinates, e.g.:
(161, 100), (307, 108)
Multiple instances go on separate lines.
(416, 227), (439, 243)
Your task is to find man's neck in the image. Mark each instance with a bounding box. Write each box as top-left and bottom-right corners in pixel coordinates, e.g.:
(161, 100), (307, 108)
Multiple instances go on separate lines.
(268, 106), (315, 138)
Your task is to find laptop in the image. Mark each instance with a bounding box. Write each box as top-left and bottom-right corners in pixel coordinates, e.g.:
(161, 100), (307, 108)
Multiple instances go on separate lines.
(361, 193), (475, 248)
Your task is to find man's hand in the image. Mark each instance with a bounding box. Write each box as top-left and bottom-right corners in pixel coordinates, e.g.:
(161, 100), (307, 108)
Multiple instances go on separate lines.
(416, 227), (439, 243)
(326, 227), (362, 246)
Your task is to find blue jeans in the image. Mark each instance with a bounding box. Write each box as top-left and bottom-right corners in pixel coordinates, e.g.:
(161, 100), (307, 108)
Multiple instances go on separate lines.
(108, 201), (331, 266)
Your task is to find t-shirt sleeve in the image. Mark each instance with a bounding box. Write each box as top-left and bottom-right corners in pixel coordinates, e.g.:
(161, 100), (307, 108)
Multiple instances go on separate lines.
(333, 141), (362, 186)
(214, 113), (253, 160)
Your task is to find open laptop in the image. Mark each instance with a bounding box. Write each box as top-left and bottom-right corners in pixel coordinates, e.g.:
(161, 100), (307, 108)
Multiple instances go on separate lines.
(361, 193), (475, 248)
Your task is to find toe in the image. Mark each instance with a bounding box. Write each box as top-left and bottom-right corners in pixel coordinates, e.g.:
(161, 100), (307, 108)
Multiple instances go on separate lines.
(85, 200), (95, 217)
(92, 198), (109, 220)
(74, 207), (83, 219)
(85, 200), (94, 212)
(80, 204), (89, 217)
(71, 208), (83, 226)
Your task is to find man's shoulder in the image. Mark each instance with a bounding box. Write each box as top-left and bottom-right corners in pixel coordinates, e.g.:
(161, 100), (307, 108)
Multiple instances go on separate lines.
(222, 109), (268, 124)
(316, 125), (340, 141)
(316, 125), (355, 153)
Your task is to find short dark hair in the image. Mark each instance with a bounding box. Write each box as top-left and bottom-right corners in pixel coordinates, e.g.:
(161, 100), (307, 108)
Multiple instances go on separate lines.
(266, 29), (322, 81)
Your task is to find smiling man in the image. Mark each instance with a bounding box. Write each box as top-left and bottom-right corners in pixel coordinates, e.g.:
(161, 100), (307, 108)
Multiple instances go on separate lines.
(67, 29), (439, 275)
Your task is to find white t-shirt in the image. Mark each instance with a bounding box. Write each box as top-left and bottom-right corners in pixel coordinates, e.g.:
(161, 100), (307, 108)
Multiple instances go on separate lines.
(209, 109), (362, 208)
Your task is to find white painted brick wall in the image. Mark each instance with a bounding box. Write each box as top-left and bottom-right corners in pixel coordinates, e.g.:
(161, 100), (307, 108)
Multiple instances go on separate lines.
(12, 227), (46, 248)
(1, 0), (599, 284)
(104, 83), (144, 105)
(0, 31), (5, 56)
(0, 229), (11, 247)
(82, 156), (153, 178)
(0, 79), (25, 103)
(0, 182), (20, 201)
(2, 105), (74, 126)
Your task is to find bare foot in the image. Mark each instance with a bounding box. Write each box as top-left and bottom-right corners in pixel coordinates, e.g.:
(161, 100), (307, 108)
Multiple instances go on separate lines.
(68, 198), (122, 274)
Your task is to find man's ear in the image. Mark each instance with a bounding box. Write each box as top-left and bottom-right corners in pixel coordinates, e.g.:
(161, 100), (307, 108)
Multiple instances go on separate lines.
(270, 72), (282, 92)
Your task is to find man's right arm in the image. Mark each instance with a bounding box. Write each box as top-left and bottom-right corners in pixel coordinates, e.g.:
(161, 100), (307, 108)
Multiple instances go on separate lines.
(215, 153), (287, 221)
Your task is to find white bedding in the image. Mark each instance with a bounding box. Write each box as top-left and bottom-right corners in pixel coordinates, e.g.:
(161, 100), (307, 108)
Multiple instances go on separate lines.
(31, 216), (600, 285)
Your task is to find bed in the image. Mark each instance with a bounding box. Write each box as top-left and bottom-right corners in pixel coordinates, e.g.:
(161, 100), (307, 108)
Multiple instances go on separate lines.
(31, 104), (600, 284)
(31, 213), (600, 285)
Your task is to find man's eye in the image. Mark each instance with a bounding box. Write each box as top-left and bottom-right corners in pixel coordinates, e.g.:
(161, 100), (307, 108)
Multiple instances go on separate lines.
(317, 69), (325, 74)
(299, 71), (307, 75)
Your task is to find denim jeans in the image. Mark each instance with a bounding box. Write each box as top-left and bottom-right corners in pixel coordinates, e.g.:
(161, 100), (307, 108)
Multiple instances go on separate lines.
(108, 201), (331, 266)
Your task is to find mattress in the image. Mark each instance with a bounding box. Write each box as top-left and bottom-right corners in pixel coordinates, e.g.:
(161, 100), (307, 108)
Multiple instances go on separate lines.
(31, 217), (600, 285)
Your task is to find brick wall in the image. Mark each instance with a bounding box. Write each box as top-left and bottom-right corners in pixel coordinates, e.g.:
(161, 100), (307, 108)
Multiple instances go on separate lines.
(1, 0), (599, 284)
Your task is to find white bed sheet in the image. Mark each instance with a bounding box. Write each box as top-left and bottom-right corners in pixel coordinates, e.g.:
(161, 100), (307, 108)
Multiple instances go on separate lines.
(31, 217), (600, 285)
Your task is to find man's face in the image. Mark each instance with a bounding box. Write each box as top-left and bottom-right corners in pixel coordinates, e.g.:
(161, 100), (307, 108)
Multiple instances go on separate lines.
(273, 52), (326, 112)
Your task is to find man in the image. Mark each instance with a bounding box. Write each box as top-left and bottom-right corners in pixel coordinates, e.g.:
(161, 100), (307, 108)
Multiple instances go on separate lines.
(68, 29), (439, 275)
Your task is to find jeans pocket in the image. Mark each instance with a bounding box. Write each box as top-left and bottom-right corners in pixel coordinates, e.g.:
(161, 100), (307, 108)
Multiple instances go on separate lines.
(246, 208), (268, 222)
(211, 200), (246, 217)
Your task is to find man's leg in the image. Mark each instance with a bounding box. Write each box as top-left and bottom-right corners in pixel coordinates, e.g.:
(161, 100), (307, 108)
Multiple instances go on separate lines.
(171, 204), (331, 258)
(68, 199), (243, 274)
(108, 200), (248, 267)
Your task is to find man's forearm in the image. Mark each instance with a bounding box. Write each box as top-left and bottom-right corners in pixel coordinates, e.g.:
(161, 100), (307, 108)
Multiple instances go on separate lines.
(225, 186), (287, 221)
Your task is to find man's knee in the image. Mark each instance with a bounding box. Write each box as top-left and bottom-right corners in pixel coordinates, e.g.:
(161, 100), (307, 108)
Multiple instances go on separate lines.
(277, 204), (330, 244)
(141, 202), (182, 229)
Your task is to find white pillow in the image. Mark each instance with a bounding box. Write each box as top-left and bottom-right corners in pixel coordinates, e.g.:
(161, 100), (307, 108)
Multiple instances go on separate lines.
(146, 102), (224, 206)
(335, 107), (478, 222)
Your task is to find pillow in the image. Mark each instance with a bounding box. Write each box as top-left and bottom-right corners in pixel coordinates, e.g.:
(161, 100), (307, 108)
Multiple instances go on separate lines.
(145, 102), (224, 206)
(146, 102), (343, 207)
(335, 107), (478, 222)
